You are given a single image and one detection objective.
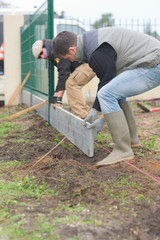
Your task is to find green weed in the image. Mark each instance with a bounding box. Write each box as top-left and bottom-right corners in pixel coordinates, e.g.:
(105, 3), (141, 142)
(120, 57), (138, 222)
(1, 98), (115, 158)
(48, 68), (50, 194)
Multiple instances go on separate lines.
(102, 176), (153, 206)
(95, 131), (112, 149)
(96, 131), (111, 142)
(0, 160), (22, 170)
(0, 122), (18, 137)
(0, 162), (62, 239)
(0, 174), (55, 202)
(143, 135), (158, 150)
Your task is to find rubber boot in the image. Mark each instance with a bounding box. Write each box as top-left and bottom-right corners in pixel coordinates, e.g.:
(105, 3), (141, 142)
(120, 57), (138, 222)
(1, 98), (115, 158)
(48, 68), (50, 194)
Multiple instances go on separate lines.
(109, 102), (141, 148)
(96, 110), (134, 167)
(120, 102), (140, 147)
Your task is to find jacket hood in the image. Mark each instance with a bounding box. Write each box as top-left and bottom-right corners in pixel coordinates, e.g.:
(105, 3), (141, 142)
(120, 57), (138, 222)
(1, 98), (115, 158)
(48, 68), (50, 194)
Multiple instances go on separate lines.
(45, 39), (55, 60)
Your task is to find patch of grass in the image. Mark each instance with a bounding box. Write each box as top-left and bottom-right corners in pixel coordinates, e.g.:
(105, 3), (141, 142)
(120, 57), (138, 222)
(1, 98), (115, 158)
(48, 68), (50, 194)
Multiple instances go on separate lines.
(96, 131), (111, 142)
(0, 160), (22, 170)
(0, 122), (33, 145)
(95, 132), (112, 149)
(54, 133), (73, 148)
(9, 137), (30, 145)
(65, 205), (88, 213)
(0, 165), (56, 203)
(0, 113), (10, 119)
(54, 133), (63, 143)
(60, 141), (74, 149)
(143, 135), (158, 150)
(52, 214), (95, 226)
(102, 176), (153, 206)
(0, 108), (15, 119)
(9, 138), (26, 143)
(0, 162), (62, 239)
(0, 122), (19, 137)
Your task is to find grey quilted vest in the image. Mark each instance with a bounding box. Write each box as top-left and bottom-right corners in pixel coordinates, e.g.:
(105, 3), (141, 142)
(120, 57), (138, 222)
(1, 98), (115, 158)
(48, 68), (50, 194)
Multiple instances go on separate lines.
(76, 27), (160, 74)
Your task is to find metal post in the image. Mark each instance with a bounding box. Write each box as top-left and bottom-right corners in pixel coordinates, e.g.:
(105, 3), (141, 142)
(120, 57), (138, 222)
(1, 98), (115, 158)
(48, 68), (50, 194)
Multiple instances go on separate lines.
(48, 0), (54, 124)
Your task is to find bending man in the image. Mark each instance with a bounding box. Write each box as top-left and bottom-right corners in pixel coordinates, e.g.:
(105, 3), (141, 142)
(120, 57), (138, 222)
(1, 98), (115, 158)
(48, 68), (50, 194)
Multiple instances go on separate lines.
(53, 27), (160, 166)
(32, 39), (96, 119)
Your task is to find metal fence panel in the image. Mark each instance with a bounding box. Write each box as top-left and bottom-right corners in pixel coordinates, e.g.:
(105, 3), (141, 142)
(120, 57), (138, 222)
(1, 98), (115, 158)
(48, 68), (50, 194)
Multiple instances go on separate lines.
(21, 1), (49, 97)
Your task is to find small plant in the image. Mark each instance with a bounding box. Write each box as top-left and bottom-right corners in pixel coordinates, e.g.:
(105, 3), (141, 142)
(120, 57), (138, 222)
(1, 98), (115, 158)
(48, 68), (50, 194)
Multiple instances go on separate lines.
(95, 132), (112, 149)
(96, 131), (111, 142)
(54, 133), (63, 143)
(104, 186), (115, 198)
(135, 194), (145, 200)
(132, 182), (137, 188)
(143, 135), (158, 150)
(113, 177), (129, 187)
(60, 141), (73, 149)
(138, 150), (145, 157)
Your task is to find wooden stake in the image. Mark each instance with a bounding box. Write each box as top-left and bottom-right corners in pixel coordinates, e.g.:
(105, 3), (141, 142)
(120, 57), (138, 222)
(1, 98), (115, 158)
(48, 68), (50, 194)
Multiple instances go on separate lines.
(1, 101), (48, 121)
(7, 72), (31, 106)
(7, 83), (21, 106)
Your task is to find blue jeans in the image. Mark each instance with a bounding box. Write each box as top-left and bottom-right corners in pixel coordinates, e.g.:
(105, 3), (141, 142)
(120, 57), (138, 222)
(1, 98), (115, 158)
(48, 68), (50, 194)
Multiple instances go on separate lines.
(97, 64), (160, 114)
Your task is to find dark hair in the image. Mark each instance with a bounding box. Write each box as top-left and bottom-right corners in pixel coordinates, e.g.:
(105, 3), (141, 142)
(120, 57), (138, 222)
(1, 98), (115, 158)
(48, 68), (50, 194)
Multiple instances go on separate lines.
(53, 31), (77, 56)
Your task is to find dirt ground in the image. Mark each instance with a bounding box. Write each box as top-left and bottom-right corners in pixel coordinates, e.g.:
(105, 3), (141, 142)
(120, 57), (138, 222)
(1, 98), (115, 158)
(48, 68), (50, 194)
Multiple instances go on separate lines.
(0, 101), (160, 240)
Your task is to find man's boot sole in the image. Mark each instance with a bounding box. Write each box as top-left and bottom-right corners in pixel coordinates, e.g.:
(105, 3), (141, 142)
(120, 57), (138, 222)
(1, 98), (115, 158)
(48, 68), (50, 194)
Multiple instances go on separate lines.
(96, 156), (134, 167)
(109, 143), (141, 148)
(131, 143), (141, 148)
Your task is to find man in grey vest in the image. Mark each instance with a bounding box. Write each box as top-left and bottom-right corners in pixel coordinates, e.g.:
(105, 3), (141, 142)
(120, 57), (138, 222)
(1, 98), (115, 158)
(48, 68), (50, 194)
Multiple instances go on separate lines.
(53, 27), (160, 167)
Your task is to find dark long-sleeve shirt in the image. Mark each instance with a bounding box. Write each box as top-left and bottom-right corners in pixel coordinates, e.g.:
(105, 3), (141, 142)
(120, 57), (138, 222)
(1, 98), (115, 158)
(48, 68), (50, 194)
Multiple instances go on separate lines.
(55, 58), (83, 92)
(89, 43), (117, 111)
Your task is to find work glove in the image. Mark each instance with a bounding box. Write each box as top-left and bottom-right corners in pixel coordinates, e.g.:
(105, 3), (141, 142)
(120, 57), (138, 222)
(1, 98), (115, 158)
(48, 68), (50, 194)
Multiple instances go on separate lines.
(50, 96), (63, 108)
(86, 116), (105, 139)
(82, 108), (99, 126)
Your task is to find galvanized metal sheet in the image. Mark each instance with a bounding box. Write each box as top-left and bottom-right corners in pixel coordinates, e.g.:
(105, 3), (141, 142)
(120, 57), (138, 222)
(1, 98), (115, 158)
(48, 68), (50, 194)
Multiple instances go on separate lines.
(21, 90), (31, 107)
(22, 91), (94, 157)
(50, 105), (94, 157)
(32, 95), (49, 121)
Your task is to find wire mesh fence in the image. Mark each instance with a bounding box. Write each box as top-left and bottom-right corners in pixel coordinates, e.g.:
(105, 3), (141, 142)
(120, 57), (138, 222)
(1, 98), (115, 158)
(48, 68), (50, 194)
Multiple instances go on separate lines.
(78, 17), (160, 37)
(21, 1), (50, 98)
(21, 1), (160, 104)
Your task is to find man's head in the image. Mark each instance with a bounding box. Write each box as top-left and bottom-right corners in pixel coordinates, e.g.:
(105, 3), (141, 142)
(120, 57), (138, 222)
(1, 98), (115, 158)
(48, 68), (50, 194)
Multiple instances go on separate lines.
(53, 31), (77, 62)
(32, 40), (48, 59)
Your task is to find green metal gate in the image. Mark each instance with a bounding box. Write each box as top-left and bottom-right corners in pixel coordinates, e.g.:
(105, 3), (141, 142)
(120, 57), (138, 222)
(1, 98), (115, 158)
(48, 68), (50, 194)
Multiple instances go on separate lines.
(21, 0), (54, 106)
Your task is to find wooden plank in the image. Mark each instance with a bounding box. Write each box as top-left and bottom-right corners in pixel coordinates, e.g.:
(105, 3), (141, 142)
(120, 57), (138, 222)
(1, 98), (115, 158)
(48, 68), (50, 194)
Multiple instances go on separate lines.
(7, 72), (31, 106)
(1, 101), (48, 121)
(7, 83), (21, 105)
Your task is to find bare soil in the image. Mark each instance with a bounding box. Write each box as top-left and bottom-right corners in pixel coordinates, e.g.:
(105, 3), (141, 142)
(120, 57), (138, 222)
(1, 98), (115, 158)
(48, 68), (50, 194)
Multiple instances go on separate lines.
(0, 102), (160, 240)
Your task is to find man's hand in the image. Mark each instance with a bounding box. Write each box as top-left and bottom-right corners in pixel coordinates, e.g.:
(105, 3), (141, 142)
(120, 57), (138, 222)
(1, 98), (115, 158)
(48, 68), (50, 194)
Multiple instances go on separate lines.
(86, 117), (105, 139)
(82, 109), (98, 125)
(50, 96), (63, 108)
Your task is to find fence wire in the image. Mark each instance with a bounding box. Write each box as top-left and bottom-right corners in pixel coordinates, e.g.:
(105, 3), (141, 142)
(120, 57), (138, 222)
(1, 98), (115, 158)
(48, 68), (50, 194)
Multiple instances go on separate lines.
(21, 1), (49, 97)
(21, 6), (160, 101)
